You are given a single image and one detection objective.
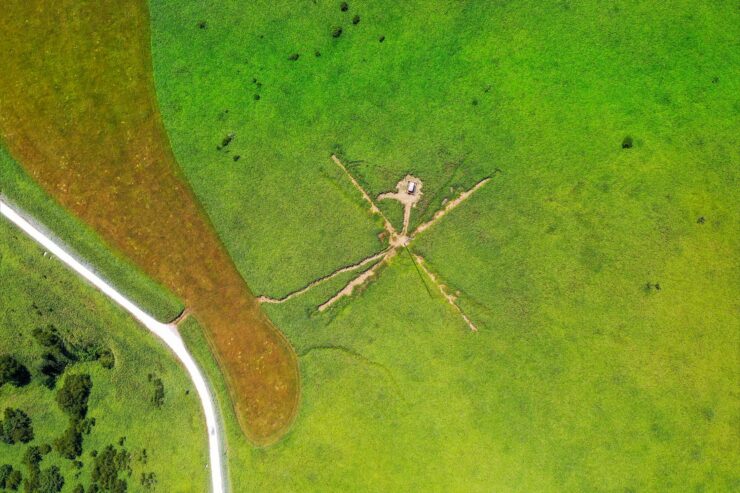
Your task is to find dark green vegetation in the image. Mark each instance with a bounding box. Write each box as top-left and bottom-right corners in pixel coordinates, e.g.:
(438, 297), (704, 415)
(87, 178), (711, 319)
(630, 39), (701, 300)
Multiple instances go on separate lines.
(0, 221), (207, 491)
(152, 0), (740, 491)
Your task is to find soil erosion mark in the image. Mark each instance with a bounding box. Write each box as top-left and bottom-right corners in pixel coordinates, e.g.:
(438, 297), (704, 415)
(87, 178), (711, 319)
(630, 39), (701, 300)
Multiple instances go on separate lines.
(0, 1), (299, 445)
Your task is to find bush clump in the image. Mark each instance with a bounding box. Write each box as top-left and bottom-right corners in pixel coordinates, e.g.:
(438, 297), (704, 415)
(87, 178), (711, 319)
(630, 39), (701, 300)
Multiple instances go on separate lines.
(287, 53), (300, 61)
(148, 374), (165, 409)
(56, 374), (93, 420)
(622, 136), (633, 149)
(90, 445), (131, 492)
(0, 464), (22, 490)
(0, 408), (34, 444)
(331, 26), (343, 38)
(352, 14), (360, 25)
(0, 355), (30, 388)
(340, 2), (349, 12)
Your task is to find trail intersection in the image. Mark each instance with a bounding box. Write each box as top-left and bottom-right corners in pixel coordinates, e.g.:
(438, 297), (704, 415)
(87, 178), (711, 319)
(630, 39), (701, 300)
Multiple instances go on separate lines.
(258, 155), (490, 331)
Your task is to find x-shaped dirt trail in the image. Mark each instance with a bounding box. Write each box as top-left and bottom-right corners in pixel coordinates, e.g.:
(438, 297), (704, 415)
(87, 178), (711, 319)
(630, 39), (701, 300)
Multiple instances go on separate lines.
(258, 155), (490, 331)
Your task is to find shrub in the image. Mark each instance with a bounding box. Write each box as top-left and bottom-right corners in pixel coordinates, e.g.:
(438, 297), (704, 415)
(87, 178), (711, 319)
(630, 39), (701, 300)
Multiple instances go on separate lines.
(340, 2), (349, 12)
(331, 26), (343, 38)
(22, 446), (43, 469)
(72, 485), (85, 493)
(54, 425), (83, 460)
(379, 35), (385, 42)
(622, 136), (633, 149)
(140, 472), (157, 490)
(0, 355), (30, 388)
(0, 465), (14, 488)
(56, 374), (93, 420)
(150, 377), (165, 409)
(40, 352), (68, 389)
(6, 469), (21, 490)
(38, 466), (64, 493)
(91, 445), (131, 492)
(287, 53), (300, 61)
(0, 408), (34, 444)
(98, 349), (115, 370)
(32, 325), (64, 351)
(352, 15), (360, 25)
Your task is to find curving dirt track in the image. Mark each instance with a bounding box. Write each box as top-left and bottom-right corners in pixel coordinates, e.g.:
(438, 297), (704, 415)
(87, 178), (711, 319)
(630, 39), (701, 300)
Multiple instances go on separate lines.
(0, 1), (299, 446)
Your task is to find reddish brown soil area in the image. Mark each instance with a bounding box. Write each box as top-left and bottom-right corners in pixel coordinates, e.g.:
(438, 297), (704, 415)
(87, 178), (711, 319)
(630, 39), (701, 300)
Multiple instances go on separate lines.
(0, 1), (299, 445)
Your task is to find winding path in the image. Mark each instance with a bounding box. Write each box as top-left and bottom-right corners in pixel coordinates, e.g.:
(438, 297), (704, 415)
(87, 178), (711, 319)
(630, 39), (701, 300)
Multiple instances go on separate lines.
(0, 199), (227, 493)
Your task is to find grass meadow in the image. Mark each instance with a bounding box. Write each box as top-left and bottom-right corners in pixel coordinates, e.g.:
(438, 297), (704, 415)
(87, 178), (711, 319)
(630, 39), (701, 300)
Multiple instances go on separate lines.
(0, 220), (207, 492)
(150, 0), (739, 491)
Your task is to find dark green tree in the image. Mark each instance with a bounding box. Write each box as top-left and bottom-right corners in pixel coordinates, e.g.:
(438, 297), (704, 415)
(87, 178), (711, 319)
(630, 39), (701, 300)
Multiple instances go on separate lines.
(54, 425), (82, 460)
(0, 355), (30, 388)
(0, 408), (34, 444)
(56, 374), (92, 420)
(37, 466), (64, 493)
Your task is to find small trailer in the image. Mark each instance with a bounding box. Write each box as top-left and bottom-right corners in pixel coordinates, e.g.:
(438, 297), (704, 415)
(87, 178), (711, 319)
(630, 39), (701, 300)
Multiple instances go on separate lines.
(406, 181), (417, 195)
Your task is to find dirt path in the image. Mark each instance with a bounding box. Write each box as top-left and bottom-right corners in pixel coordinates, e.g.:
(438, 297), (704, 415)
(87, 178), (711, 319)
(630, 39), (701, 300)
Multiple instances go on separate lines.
(258, 249), (389, 304)
(414, 254), (478, 331)
(413, 178), (491, 236)
(0, 200), (227, 493)
(331, 155), (396, 236)
(318, 248), (398, 311)
(262, 157), (490, 329)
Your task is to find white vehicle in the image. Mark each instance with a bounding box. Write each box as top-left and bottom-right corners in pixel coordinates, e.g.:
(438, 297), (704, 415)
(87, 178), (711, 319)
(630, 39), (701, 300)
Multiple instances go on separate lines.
(407, 181), (417, 195)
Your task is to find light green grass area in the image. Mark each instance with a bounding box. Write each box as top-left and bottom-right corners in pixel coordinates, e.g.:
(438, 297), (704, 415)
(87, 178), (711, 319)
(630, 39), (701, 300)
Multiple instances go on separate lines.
(153, 0), (739, 491)
(0, 220), (207, 492)
(0, 147), (183, 322)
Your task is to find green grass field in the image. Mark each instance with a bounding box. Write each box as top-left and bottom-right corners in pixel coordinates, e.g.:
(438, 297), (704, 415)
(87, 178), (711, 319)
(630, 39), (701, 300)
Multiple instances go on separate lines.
(150, 0), (739, 491)
(0, 0), (737, 491)
(0, 220), (207, 492)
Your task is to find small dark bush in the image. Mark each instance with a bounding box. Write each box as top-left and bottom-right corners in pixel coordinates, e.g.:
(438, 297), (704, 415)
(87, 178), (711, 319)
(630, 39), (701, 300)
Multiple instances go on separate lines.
(40, 352), (67, 389)
(332, 26), (343, 38)
(621, 136), (633, 149)
(697, 216), (705, 224)
(91, 445), (131, 492)
(39, 444), (52, 455)
(141, 472), (157, 490)
(379, 35), (385, 42)
(340, 2), (349, 11)
(56, 374), (93, 420)
(98, 349), (115, 370)
(6, 469), (21, 490)
(711, 76), (719, 84)
(233, 155), (241, 162)
(315, 50), (321, 57)
(197, 21), (207, 29)
(352, 15), (360, 25)
(0, 408), (34, 444)
(221, 133), (235, 149)
(472, 99), (479, 106)
(23, 446), (43, 469)
(72, 485), (85, 493)
(288, 53), (300, 61)
(0, 355), (30, 388)
(151, 377), (165, 409)
(55, 425), (83, 459)
(38, 466), (65, 493)
(0, 464), (15, 488)
(254, 94), (260, 101)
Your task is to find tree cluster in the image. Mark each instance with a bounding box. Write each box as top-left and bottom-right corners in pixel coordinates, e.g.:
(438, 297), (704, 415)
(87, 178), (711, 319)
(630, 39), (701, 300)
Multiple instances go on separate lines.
(0, 408), (34, 445)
